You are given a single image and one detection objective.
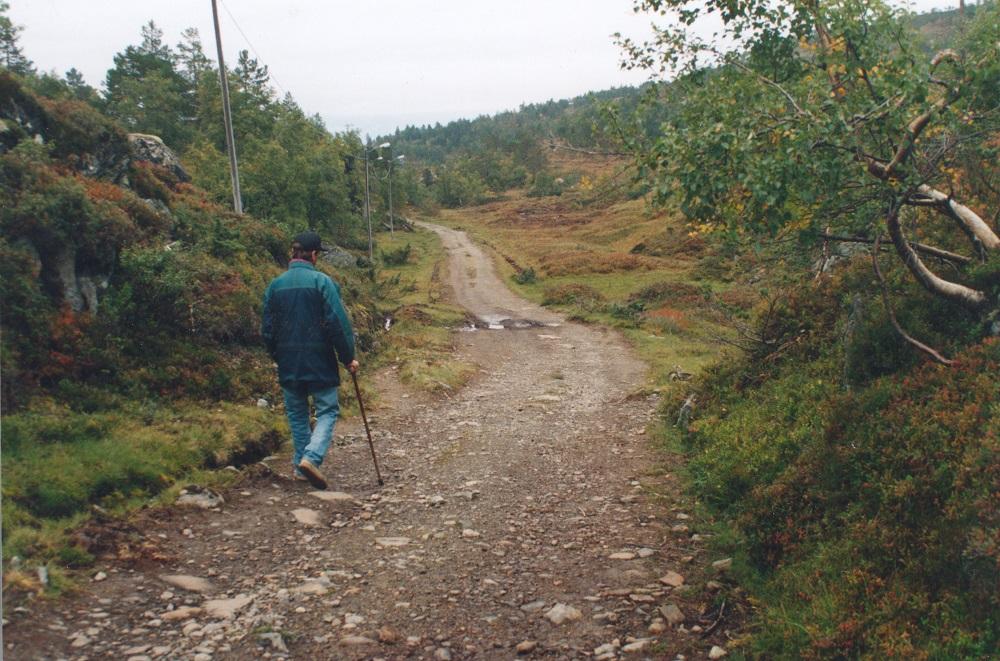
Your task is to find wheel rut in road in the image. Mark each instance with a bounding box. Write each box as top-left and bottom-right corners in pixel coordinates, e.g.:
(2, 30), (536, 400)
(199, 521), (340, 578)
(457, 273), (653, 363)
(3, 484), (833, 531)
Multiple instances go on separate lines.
(5, 222), (726, 660)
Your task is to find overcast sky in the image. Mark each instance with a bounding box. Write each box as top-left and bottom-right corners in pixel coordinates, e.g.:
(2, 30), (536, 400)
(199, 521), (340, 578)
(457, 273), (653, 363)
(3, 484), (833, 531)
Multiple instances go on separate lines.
(10, 0), (959, 137)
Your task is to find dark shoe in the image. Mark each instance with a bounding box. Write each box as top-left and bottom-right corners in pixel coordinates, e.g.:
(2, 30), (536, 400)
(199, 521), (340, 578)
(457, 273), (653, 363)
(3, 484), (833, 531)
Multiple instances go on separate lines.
(298, 459), (328, 490)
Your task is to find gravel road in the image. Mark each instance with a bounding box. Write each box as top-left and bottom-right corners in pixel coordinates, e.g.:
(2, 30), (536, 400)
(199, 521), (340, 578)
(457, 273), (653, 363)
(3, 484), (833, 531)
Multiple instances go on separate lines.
(4, 223), (732, 660)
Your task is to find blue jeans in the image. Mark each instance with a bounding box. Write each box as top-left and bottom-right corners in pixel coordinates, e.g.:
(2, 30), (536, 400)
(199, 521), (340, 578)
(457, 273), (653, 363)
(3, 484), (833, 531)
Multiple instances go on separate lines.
(282, 382), (340, 470)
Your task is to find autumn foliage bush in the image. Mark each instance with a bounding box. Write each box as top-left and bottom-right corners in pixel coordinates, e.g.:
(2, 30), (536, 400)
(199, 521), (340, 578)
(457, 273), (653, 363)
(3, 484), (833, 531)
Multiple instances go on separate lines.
(679, 268), (1000, 658)
(0, 77), (384, 412)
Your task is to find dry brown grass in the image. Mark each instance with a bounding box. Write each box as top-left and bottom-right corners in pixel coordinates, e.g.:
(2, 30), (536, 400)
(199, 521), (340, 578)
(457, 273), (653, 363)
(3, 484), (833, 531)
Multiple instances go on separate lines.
(645, 306), (692, 332)
(539, 250), (659, 276)
(629, 280), (706, 308)
(542, 283), (606, 306)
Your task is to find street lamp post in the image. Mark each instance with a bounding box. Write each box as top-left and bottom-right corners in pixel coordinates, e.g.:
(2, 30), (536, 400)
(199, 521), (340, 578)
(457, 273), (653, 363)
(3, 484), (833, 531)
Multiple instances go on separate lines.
(362, 140), (391, 261)
(388, 153), (404, 236)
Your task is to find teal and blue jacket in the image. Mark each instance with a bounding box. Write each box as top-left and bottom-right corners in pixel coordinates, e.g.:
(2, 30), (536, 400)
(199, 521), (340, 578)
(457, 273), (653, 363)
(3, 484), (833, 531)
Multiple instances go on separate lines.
(261, 260), (355, 387)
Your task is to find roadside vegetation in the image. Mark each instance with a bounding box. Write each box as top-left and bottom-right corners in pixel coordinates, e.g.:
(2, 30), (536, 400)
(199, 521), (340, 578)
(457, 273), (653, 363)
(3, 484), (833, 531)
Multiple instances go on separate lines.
(368, 228), (478, 394)
(612, 0), (999, 655)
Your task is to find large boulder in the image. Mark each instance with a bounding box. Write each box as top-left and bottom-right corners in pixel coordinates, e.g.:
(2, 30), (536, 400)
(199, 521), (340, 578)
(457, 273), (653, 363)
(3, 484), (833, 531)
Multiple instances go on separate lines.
(127, 133), (190, 182)
(321, 245), (360, 269)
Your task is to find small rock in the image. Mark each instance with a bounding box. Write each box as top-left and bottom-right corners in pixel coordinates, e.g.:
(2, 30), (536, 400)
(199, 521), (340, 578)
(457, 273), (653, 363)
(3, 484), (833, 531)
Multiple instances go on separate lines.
(659, 571), (685, 587)
(159, 575), (214, 593)
(375, 537), (411, 547)
(608, 552), (636, 560)
(709, 646), (728, 659)
(292, 508), (322, 526)
(343, 613), (366, 626)
(712, 558), (733, 572)
(428, 495), (446, 506)
(257, 398), (269, 408)
(161, 606), (202, 622)
(435, 649), (452, 660)
(660, 603), (685, 626)
(637, 548), (655, 558)
(176, 488), (224, 509)
(309, 491), (357, 503)
(70, 635), (91, 648)
(259, 631), (288, 653)
(378, 625), (400, 644)
(516, 640), (537, 654)
(295, 580), (329, 595)
(341, 634), (376, 645)
(544, 603), (582, 625)
(623, 639), (651, 653)
(648, 619), (666, 634)
(594, 642), (620, 655)
(520, 599), (547, 612)
(203, 594), (253, 619)
(93, 571), (107, 582)
(461, 529), (481, 539)
(123, 645), (151, 655)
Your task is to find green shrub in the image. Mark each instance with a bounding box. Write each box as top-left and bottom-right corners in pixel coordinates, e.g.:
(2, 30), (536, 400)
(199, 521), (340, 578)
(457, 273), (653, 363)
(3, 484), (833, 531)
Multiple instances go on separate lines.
(542, 283), (605, 307)
(607, 300), (645, 321)
(380, 242), (412, 266)
(527, 171), (564, 197)
(513, 266), (537, 284)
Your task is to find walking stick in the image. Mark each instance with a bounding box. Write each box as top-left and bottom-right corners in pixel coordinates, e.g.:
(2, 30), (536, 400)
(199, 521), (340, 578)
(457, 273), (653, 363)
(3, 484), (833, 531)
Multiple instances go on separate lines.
(350, 371), (384, 486)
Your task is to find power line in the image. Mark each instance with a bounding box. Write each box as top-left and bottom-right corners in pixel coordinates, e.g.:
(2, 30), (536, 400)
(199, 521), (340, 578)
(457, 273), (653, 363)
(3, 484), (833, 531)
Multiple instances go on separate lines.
(217, 0), (288, 98)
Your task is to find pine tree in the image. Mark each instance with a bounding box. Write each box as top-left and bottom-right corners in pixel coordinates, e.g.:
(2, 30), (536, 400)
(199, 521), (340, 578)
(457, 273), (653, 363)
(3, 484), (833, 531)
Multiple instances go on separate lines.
(0, 1), (34, 75)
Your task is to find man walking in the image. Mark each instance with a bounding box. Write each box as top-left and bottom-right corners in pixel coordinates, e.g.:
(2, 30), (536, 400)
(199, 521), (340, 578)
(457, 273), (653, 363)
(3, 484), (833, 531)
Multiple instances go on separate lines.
(262, 231), (359, 490)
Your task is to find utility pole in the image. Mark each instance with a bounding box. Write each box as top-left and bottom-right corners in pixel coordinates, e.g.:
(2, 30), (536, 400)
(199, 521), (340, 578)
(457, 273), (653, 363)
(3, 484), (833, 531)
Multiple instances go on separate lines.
(211, 0), (242, 214)
(363, 137), (373, 261)
(388, 147), (394, 237)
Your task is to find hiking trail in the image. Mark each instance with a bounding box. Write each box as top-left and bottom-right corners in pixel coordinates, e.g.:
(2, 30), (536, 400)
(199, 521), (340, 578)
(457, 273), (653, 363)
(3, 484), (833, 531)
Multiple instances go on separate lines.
(4, 222), (734, 660)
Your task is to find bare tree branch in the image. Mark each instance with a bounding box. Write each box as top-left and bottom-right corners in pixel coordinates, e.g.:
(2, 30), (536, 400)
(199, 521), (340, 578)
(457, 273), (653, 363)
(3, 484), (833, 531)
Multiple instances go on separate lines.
(885, 204), (988, 310)
(872, 233), (954, 365)
(910, 185), (1000, 251)
(818, 232), (973, 265)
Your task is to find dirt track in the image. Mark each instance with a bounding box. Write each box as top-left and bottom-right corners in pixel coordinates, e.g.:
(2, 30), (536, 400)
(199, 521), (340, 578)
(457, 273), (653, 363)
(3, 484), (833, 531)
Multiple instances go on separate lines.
(4, 223), (732, 660)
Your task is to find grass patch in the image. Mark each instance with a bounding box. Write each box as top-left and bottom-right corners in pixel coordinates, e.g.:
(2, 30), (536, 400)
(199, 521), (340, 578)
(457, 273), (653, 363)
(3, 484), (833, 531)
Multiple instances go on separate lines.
(1, 401), (278, 577)
(373, 227), (477, 394)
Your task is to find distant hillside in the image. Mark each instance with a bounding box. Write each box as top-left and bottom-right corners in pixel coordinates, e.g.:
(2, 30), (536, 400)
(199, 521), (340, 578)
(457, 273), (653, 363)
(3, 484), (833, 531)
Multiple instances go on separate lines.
(912, 4), (985, 50)
(384, 86), (647, 164)
(379, 5), (977, 211)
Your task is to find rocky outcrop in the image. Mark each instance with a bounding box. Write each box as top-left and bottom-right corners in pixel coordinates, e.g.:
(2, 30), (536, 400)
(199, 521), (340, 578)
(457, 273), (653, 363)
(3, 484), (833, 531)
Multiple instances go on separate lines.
(321, 245), (360, 269)
(128, 133), (190, 182)
(0, 73), (48, 153)
(52, 246), (108, 314)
